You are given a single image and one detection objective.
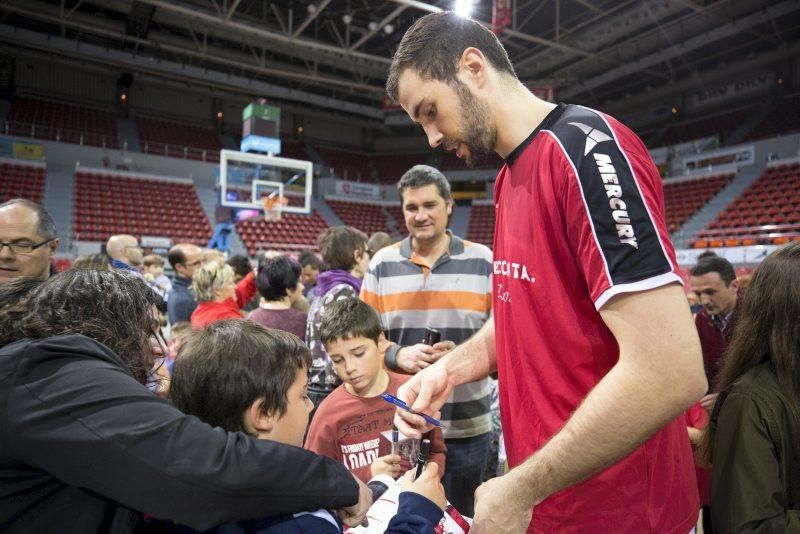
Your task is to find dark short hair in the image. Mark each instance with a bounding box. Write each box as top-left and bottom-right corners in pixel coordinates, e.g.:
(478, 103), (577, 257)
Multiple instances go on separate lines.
(386, 11), (516, 102)
(397, 164), (452, 203)
(171, 320), (311, 435)
(297, 250), (321, 270)
(227, 255), (252, 278)
(320, 298), (384, 347)
(167, 246), (187, 269)
(317, 226), (368, 271)
(256, 255), (301, 301)
(0, 270), (161, 383)
(0, 198), (57, 240)
(691, 256), (736, 285)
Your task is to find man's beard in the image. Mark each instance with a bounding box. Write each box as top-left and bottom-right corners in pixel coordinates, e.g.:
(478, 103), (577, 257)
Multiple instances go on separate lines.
(444, 80), (496, 168)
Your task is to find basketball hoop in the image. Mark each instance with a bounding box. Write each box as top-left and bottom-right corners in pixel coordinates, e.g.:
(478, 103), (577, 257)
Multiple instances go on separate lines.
(261, 194), (289, 222)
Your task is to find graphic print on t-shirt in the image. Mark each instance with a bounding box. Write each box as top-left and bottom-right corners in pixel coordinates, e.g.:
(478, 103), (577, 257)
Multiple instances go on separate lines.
(339, 407), (395, 471)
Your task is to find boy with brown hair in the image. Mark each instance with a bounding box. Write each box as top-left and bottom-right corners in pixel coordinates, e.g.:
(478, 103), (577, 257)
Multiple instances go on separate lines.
(172, 319), (445, 532)
(305, 298), (446, 484)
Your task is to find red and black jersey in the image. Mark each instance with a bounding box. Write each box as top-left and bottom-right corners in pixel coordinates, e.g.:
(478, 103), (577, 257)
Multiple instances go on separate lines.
(493, 104), (698, 533)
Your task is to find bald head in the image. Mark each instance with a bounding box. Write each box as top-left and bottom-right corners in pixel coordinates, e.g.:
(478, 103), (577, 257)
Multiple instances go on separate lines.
(168, 243), (204, 279)
(0, 200), (59, 284)
(106, 234), (142, 265)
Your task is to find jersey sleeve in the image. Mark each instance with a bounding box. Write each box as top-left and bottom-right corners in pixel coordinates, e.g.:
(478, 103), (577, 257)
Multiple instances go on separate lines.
(548, 109), (682, 309)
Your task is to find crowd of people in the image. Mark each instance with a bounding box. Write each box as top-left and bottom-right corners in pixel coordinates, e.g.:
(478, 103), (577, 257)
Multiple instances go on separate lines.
(0, 10), (798, 534)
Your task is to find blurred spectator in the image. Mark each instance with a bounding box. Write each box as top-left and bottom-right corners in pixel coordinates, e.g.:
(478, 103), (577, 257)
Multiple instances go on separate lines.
(228, 254), (258, 312)
(297, 250), (322, 300)
(166, 320), (192, 376)
(106, 234), (144, 278)
(204, 248), (226, 264)
(71, 253), (111, 271)
(190, 261), (256, 329)
(690, 256), (741, 410)
(699, 242), (800, 531)
(0, 199), (59, 285)
(142, 254), (172, 299)
(686, 292), (702, 315)
(367, 232), (393, 258)
(306, 226), (369, 411)
(248, 256), (307, 341)
(167, 243), (204, 325)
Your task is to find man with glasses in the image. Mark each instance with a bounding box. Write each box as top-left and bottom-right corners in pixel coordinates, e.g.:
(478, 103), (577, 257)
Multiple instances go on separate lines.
(0, 198), (59, 285)
(107, 234), (144, 278)
(167, 243), (204, 325)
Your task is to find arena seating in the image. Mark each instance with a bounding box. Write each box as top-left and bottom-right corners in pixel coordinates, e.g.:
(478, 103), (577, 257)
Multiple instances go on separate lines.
(279, 140), (309, 161)
(663, 173), (734, 233)
(73, 171), (211, 244)
(326, 198), (392, 236)
(466, 202), (495, 248)
(659, 105), (756, 146)
(0, 161), (46, 204)
(373, 153), (430, 184)
(5, 95), (118, 148)
(693, 162), (800, 247)
(236, 211), (329, 256)
(745, 94), (800, 141)
(385, 205), (408, 236)
(137, 116), (223, 162)
(316, 146), (371, 182)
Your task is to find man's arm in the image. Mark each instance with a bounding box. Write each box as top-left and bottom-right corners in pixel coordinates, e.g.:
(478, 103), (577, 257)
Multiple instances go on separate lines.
(471, 283), (706, 531)
(394, 317), (495, 437)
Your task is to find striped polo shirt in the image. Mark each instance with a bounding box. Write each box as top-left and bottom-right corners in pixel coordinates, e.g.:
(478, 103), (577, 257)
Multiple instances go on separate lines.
(360, 233), (493, 439)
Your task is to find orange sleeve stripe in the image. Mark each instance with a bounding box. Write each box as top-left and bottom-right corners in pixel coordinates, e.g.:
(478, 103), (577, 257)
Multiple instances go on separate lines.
(365, 290), (491, 314)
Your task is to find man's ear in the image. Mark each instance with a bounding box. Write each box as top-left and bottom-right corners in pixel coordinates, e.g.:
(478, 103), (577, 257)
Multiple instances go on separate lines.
(446, 197), (454, 216)
(458, 47), (487, 86)
(48, 238), (59, 258)
(244, 399), (275, 437)
(729, 279), (740, 292)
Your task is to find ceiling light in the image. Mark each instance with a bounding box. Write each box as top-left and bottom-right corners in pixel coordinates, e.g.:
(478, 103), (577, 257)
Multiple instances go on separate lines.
(368, 21), (378, 31)
(454, 0), (473, 18)
(342, 14), (353, 25)
(384, 24), (394, 34)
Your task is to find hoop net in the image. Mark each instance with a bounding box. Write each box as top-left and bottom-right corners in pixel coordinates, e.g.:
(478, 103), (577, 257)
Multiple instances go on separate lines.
(261, 194), (289, 222)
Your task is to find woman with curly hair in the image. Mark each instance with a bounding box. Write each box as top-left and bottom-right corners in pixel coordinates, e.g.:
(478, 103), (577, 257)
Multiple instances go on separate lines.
(0, 269), (369, 533)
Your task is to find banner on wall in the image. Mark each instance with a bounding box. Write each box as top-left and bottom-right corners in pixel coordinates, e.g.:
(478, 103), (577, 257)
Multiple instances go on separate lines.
(686, 72), (773, 112)
(492, 0), (512, 35)
(675, 245), (779, 267)
(334, 180), (381, 200)
(13, 143), (45, 160)
(683, 144), (754, 170)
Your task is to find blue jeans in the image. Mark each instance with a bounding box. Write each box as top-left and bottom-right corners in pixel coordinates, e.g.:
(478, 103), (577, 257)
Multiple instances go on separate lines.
(442, 432), (492, 517)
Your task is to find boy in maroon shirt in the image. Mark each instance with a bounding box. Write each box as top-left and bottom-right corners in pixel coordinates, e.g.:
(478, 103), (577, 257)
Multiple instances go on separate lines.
(305, 298), (446, 484)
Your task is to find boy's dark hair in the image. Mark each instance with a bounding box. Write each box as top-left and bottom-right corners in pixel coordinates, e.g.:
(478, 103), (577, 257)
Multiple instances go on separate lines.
(320, 298), (384, 346)
(386, 11), (516, 102)
(690, 256), (736, 285)
(397, 164), (452, 203)
(317, 226), (368, 272)
(227, 254), (252, 279)
(171, 320), (311, 435)
(256, 255), (301, 301)
(297, 250), (321, 270)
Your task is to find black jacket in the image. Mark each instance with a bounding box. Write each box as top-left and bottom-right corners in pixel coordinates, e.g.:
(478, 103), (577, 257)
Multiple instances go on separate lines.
(0, 335), (357, 533)
(710, 363), (800, 532)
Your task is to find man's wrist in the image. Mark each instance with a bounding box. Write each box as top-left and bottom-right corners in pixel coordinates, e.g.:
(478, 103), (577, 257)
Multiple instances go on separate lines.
(505, 458), (545, 510)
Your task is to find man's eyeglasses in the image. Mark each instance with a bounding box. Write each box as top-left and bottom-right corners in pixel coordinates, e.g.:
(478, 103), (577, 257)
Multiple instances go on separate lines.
(0, 238), (55, 255)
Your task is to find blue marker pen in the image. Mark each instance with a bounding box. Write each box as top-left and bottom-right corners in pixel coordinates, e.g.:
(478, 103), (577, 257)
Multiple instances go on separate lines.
(381, 393), (442, 428)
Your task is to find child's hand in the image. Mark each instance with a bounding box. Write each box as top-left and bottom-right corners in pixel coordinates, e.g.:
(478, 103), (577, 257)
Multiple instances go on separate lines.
(370, 454), (402, 478)
(400, 462), (446, 511)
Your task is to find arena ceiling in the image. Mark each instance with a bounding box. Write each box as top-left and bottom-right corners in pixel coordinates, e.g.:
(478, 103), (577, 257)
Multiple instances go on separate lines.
(0, 0), (798, 120)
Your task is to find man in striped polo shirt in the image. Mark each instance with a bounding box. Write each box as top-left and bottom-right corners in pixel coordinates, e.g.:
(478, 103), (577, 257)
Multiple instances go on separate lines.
(360, 164), (493, 516)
